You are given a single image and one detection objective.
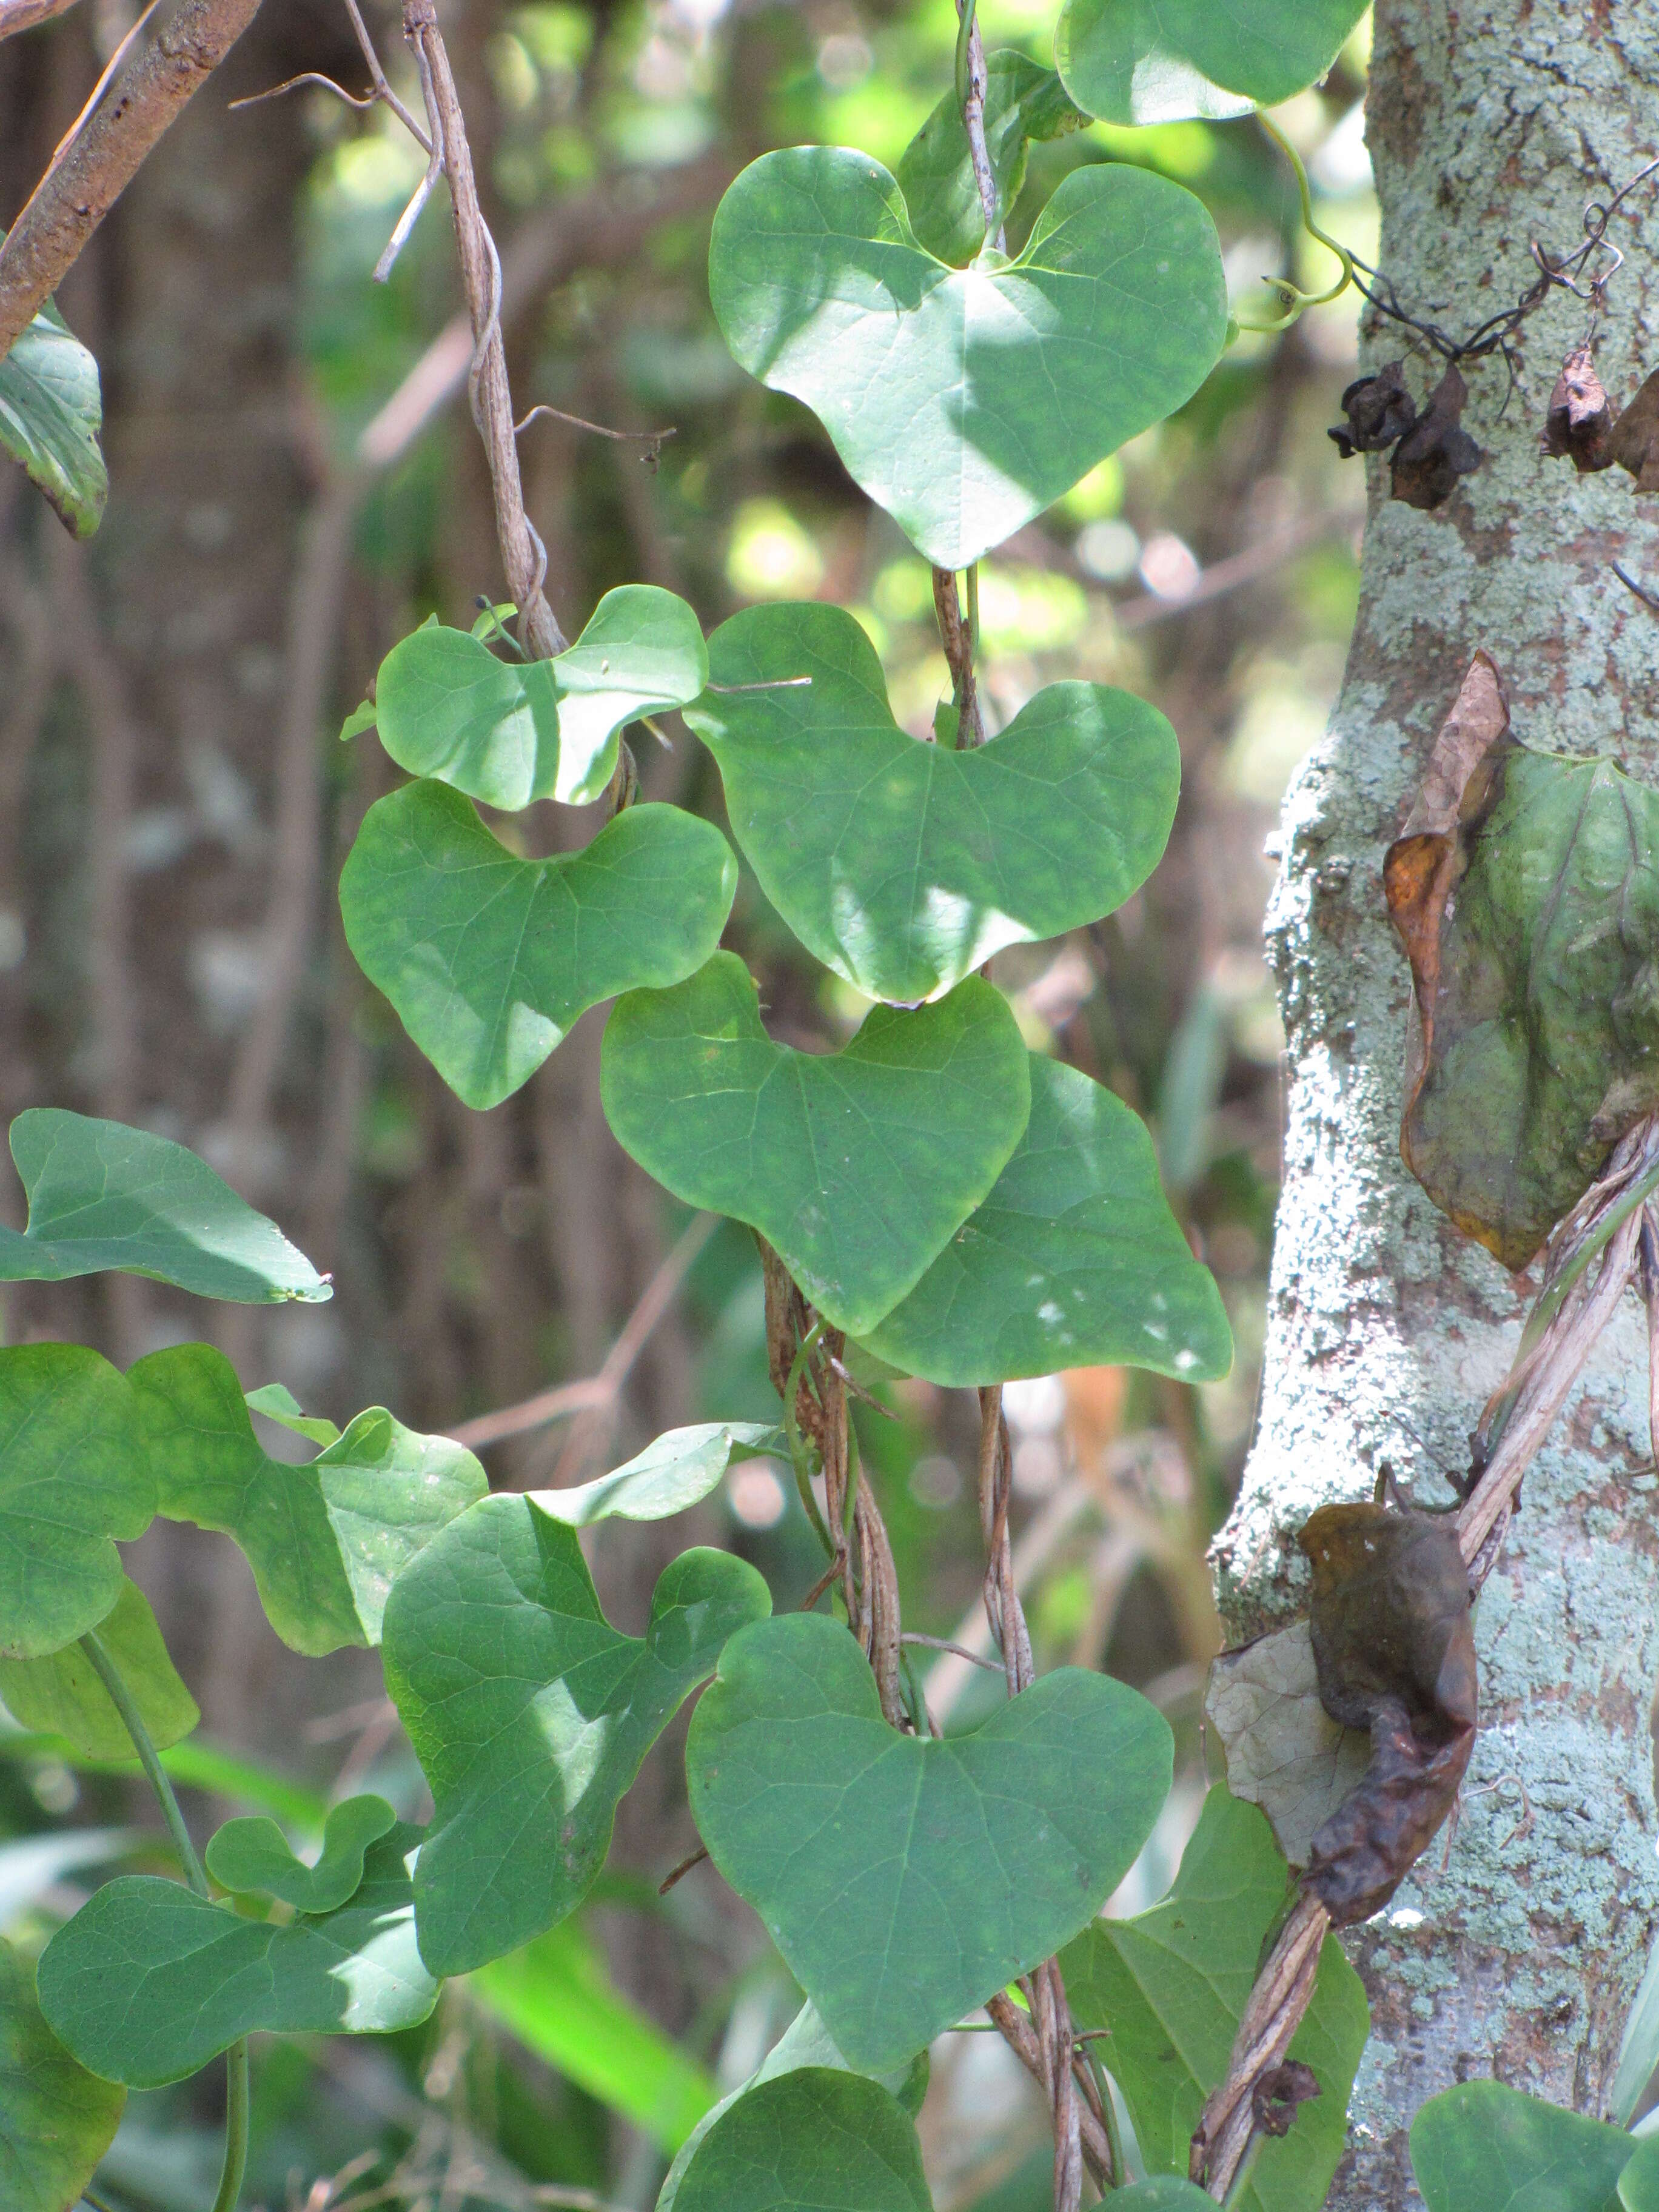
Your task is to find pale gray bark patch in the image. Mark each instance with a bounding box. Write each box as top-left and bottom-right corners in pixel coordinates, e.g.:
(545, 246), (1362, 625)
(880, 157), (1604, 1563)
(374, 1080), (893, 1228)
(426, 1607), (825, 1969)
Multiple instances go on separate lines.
(1216, 5), (1659, 2204)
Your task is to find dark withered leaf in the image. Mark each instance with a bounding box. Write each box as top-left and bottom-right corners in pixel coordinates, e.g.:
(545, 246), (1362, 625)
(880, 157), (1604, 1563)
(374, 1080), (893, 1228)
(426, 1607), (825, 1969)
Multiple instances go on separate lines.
(1391, 367), (1481, 509)
(1543, 341), (1614, 471)
(1328, 360), (1417, 460)
(1298, 1501), (1476, 1928)
(1609, 367), (1659, 492)
(1255, 2063), (1321, 2139)
(1386, 652), (1659, 1269)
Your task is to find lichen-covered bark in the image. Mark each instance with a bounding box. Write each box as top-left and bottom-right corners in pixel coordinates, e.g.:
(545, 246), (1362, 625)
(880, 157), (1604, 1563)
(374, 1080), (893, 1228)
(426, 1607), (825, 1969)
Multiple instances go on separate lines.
(1216, 7), (1659, 2204)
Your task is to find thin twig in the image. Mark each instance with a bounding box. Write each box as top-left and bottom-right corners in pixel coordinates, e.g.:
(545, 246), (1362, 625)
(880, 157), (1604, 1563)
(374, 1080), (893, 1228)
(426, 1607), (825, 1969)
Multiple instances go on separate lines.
(340, 0), (432, 147)
(900, 1632), (1004, 1672)
(229, 70), (379, 113)
(658, 1844), (709, 1895)
(374, 35), (443, 283)
(517, 403), (677, 470)
(401, 0), (565, 657)
(451, 1212), (718, 1452)
(0, 0), (265, 358)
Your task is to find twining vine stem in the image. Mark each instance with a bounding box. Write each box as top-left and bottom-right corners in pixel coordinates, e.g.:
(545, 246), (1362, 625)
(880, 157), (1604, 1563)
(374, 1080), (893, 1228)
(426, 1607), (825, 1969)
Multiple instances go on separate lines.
(81, 1627), (251, 2212)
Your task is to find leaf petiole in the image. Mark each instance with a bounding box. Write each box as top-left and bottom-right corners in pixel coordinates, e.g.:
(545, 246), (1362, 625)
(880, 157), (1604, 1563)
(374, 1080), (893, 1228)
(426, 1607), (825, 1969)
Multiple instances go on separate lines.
(79, 1626), (252, 2212)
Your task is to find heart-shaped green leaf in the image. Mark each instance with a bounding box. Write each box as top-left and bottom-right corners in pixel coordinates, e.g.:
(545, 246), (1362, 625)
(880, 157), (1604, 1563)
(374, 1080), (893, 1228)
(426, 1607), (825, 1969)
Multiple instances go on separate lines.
(1410, 2082), (1635, 2212)
(0, 1938), (124, 2212)
(0, 1110), (329, 1302)
(363, 587), (708, 810)
(686, 605), (1179, 1003)
(896, 52), (1087, 266)
(342, 783), (737, 1110)
(0, 297), (107, 540)
(245, 1381), (340, 1446)
(0, 1577), (196, 1759)
(534, 1422), (785, 1527)
(134, 1342), (485, 1654)
(660, 2005), (927, 2212)
(205, 1793), (395, 1911)
(38, 1823), (438, 2086)
(0, 1346), (153, 1660)
(687, 1611), (1171, 2071)
(1622, 2141), (1659, 2212)
(709, 150), (1226, 569)
(603, 956), (1030, 1336)
(668, 2070), (933, 2212)
(1061, 1789), (1368, 2212)
(1054, 0), (1366, 124)
(863, 1054), (1232, 1385)
(382, 1494), (771, 1976)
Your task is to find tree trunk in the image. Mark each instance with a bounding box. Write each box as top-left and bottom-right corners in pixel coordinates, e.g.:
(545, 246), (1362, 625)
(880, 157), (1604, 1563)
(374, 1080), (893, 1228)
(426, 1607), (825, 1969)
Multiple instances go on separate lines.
(1216, 6), (1659, 2204)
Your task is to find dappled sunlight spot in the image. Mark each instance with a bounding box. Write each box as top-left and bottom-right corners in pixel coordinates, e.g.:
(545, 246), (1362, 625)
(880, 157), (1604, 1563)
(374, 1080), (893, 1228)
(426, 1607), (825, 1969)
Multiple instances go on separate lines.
(531, 1680), (615, 1809)
(725, 500), (824, 600)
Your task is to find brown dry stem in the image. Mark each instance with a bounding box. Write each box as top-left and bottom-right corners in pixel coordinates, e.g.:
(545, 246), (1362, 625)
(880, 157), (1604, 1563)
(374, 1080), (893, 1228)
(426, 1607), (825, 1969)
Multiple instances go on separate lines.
(0, 0), (265, 358)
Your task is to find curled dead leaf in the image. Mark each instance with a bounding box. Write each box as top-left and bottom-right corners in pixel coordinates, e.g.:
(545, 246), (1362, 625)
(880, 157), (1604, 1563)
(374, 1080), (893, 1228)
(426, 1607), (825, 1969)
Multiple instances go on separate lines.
(1298, 1500), (1476, 1927)
(1254, 2061), (1321, 2138)
(1329, 360), (1418, 459)
(1391, 366), (1481, 510)
(1609, 367), (1659, 492)
(1543, 341), (1614, 472)
(1204, 1618), (1370, 1869)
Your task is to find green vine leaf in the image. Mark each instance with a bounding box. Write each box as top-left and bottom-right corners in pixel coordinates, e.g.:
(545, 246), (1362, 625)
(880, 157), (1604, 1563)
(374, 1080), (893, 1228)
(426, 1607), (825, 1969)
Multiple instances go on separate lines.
(204, 1794), (396, 1911)
(0, 1938), (124, 2212)
(341, 783), (738, 1110)
(360, 587), (708, 809)
(685, 605), (1179, 1004)
(659, 2005), (928, 2212)
(1410, 2080), (1637, 2212)
(532, 1422), (785, 1527)
(0, 1109), (329, 1303)
(862, 1053), (1232, 1384)
(37, 1823), (438, 2086)
(1061, 1789), (1369, 2212)
(0, 1577), (196, 1759)
(686, 1611), (1171, 2071)
(896, 51), (1087, 266)
(133, 1342), (486, 1655)
(0, 295), (108, 540)
(1623, 2141), (1659, 2212)
(709, 150), (1226, 569)
(1111, 2189), (1222, 2210)
(602, 955), (1030, 1336)
(245, 1381), (341, 1447)
(666, 2070), (934, 2212)
(1055, 0), (1366, 124)
(382, 1494), (771, 1976)
(0, 1346), (153, 1660)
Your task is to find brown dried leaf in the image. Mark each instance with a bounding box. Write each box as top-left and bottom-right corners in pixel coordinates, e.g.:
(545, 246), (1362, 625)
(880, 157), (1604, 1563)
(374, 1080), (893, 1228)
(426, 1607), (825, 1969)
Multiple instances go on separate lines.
(1204, 1620), (1370, 1868)
(1328, 360), (1417, 460)
(1255, 2062), (1321, 2139)
(1298, 1501), (1477, 1927)
(1391, 366), (1481, 509)
(1609, 368), (1659, 493)
(1543, 341), (1614, 471)
(1383, 652), (1513, 1209)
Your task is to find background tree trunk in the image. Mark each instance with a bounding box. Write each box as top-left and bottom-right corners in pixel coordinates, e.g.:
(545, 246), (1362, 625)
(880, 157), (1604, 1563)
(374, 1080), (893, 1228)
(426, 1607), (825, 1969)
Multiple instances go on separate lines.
(1218, 5), (1659, 2203)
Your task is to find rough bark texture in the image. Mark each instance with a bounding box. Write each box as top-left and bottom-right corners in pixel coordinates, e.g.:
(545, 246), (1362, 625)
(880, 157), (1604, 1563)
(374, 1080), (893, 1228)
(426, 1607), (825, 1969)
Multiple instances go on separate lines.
(1216, 7), (1659, 2204)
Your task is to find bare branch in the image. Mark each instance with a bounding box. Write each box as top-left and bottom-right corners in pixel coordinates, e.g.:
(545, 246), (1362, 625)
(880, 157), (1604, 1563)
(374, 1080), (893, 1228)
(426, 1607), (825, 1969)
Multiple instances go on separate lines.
(447, 1212), (718, 1452)
(0, 0), (82, 45)
(0, 0), (266, 360)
